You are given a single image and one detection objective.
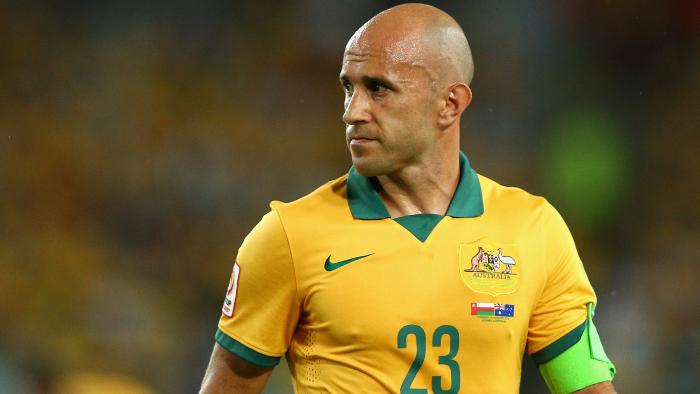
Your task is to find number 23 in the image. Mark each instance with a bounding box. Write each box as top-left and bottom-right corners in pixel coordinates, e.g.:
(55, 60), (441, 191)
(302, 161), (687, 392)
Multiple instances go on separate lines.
(397, 324), (460, 394)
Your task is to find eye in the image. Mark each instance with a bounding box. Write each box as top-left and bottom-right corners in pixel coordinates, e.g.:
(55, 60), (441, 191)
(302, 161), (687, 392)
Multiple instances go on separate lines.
(369, 81), (388, 93)
(342, 82), (353, 95)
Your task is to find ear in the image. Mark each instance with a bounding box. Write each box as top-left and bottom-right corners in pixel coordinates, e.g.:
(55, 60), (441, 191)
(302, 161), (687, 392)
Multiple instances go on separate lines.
(437, 83), (472, 129)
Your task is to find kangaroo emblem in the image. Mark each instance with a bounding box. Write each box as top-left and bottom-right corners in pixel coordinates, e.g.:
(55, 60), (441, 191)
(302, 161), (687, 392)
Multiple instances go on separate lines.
(496, 248), (516, 274)
(466, 247), (485, 272)
(459, 243), (521, 295)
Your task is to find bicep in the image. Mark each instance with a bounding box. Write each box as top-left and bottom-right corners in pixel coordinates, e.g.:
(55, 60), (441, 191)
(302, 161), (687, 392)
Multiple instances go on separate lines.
(528, 203), (596, 354)
(537, 304), (616, 394)
(573, 381), (616, 393)
(200, 342), (274, 394)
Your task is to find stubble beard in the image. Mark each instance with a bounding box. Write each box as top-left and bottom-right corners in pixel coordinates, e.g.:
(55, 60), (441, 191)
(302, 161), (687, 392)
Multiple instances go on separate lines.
(350, 152), (385, 177)
(349, 145), (395, 177)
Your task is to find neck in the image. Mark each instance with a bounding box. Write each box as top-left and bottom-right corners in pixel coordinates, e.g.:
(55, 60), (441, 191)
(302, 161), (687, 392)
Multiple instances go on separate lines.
(376, 147), (461, 218)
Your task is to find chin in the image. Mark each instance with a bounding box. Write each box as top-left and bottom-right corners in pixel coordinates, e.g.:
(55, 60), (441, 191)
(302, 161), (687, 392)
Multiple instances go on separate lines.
(351, 155), (387, 177)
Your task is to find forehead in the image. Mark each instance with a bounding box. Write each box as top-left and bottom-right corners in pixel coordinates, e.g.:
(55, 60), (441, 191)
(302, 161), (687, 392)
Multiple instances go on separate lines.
(341, 28), (425, 79)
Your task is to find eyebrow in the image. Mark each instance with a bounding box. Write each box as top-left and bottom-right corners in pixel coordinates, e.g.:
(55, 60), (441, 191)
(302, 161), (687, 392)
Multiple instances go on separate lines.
(339, 74), (398, 90)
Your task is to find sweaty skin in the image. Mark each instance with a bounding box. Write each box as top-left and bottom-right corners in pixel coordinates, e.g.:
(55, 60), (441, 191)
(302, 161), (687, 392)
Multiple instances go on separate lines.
(340, 3), (474, 217)
(347, 4), (474, 86)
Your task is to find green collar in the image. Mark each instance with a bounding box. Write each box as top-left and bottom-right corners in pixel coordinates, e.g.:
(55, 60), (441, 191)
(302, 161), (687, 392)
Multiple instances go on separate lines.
(347, 152), (484, 219)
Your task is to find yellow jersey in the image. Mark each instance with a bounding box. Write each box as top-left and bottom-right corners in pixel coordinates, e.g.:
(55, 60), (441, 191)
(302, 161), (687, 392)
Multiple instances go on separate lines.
(216, 152), (596, 393)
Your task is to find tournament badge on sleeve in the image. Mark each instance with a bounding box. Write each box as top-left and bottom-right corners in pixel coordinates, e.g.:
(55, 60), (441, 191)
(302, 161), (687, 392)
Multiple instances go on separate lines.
(222, 261), (241, 317)
(459, 243), (521, 296)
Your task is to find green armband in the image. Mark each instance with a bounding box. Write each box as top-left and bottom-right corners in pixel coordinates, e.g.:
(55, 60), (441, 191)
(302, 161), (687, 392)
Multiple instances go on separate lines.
(537, 304), (616, 394)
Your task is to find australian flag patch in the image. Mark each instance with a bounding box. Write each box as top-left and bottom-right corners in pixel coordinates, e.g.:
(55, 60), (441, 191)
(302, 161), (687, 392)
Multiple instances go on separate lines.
(471, 303), (515, 318)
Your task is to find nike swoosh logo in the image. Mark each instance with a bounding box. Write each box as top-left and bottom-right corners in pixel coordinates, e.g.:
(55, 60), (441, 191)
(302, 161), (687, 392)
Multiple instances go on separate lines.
(324, 253), (373, 271)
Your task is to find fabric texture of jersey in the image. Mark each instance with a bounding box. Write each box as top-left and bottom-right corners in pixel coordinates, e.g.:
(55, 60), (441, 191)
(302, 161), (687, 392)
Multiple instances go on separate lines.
(217, 152), (600, 393)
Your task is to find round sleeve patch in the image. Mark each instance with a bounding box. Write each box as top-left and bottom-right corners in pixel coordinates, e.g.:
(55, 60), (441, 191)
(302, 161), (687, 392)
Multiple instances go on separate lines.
(222, 261), (241, 317)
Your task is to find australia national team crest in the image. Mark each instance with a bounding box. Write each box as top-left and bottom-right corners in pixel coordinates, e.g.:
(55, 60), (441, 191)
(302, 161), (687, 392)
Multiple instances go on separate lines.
(459, 243), (521, 296)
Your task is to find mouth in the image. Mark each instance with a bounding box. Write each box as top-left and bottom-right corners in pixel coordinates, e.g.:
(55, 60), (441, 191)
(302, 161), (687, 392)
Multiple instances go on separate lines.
(348, 137), (376, 145)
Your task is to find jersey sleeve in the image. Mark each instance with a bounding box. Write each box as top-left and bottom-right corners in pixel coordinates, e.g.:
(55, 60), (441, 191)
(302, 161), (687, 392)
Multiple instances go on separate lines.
(215, 207), (301, 366)
(538, 303), (616, 393)
(528, 202), (597, 363)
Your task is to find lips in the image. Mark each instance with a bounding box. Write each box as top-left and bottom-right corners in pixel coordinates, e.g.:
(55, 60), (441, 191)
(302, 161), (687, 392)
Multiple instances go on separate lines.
(346, 126), (379, 145)
(349, 137), (375, 143)
(347, 132), (377, 143)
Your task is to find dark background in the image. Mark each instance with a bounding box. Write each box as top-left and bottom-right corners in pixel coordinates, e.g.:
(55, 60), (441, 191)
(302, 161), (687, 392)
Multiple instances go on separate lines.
(1, 1), (699, 392)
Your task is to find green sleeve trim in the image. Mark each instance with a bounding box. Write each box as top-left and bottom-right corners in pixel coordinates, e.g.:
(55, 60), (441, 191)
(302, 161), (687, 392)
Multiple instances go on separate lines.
(531, 321), (586, 365)
(215, 329), (282, 367)
(538, 304), (616, 394)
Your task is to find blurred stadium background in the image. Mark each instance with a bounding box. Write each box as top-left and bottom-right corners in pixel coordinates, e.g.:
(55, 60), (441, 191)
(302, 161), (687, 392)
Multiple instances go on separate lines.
(1, 1), (698, 393)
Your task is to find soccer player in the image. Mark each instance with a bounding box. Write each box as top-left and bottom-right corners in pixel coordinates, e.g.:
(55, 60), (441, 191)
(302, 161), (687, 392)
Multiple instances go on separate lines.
(200, 4), (616, 394)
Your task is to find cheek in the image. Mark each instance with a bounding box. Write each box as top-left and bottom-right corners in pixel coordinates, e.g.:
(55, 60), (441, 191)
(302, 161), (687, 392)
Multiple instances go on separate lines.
(400, 97), (437, 130)
(375, 93), (436, 147)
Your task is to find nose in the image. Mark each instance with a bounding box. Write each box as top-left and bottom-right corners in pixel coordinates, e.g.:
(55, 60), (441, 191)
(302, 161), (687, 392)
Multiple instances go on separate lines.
(342, 90), (371, 125)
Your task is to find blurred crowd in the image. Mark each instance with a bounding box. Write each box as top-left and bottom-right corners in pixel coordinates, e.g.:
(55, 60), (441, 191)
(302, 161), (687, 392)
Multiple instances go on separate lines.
(1, 1), (698, 393)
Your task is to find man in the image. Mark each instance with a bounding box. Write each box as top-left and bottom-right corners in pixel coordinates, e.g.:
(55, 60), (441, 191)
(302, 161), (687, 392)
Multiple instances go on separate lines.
(201, 3), (616, 393)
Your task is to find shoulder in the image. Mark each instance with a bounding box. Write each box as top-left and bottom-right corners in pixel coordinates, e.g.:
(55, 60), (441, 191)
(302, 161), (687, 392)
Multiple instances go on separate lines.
(236, 175), (350, 269)
(268, 174), (351, 227)
(239, 174), (348, 247)
(477, 174), (581, 269)
(477, 173), (556, 219)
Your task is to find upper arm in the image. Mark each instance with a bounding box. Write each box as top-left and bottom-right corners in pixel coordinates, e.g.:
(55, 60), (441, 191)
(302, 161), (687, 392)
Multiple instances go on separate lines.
(573, 381), (617, 393)
(537, 304), (616, 394)
(528, 203), (596, 358)
(200, 342), (274, 394)
(216, 208), (301, 364)
(527, 204), (615, 393)
(203, 208), (301, 392)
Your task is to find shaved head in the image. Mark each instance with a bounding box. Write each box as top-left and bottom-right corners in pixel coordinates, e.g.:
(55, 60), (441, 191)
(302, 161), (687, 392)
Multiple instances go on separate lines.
(345, 3), (474, 87)
(340, 3), (474, 177)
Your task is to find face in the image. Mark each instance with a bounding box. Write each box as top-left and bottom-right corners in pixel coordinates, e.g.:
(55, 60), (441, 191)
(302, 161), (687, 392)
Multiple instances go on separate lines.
(339, 32), (441, 177)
